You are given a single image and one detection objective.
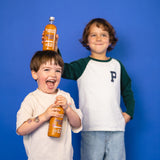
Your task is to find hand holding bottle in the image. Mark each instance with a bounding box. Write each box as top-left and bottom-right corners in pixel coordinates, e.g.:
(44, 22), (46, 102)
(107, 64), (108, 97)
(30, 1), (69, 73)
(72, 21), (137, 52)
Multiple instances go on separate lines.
(43, 104), (63, 121)
(54, 95), (69, 111)
(47, 95), (68, 138)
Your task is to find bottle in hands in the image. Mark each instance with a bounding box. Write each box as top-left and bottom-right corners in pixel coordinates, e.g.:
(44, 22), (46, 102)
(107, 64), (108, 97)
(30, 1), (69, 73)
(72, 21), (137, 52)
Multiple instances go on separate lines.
(48, 106), (64, 138)
(43, 16), (57, 51)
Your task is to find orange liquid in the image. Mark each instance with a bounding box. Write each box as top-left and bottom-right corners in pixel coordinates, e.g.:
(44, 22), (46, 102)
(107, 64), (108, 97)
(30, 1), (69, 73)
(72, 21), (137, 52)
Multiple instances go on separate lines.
(48, 107), (64, 138)
(43, 23), (57, 51)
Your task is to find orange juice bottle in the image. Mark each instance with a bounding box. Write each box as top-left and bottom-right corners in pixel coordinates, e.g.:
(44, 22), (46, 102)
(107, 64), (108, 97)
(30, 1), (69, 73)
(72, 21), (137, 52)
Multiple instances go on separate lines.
(48, 106), (64, 138)
(43, 16), (57, 51)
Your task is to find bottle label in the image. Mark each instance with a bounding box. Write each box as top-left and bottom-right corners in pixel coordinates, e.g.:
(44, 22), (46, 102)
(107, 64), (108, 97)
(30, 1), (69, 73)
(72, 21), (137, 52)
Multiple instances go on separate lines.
(52, 119), (63, 135)
(43, 29), (56, 50)
(50, 119), (63, 130)
(46, 34), (54, 39)
(53, 128), (61, 134)
(54, 119), (63, 127)
(45, 28), (56, 33)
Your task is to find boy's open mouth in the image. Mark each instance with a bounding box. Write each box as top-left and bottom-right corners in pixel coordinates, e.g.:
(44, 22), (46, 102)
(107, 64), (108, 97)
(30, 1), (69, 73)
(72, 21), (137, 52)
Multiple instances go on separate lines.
(46, 79), (56, 88)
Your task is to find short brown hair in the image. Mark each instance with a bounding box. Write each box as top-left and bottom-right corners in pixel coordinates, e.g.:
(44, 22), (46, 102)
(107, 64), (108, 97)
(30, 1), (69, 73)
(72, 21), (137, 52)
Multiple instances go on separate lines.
(80, 18), (118, 51)
(30, 50), (64, 72)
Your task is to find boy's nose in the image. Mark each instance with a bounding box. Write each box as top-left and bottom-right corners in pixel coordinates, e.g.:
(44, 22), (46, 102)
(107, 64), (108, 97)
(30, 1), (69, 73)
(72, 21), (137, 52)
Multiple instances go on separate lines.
(96, 35), (101, 41)
(50, 71), (56, 77)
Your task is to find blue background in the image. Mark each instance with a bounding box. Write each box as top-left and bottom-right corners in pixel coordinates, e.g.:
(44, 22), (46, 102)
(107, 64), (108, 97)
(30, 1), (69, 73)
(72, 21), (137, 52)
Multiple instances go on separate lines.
(0, 0), (160, 159)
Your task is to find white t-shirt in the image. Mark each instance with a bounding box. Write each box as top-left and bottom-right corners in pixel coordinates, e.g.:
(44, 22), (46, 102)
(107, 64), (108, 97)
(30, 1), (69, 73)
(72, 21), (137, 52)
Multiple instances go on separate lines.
(16, 89), (82, 160)
(77, 58), (125, 131)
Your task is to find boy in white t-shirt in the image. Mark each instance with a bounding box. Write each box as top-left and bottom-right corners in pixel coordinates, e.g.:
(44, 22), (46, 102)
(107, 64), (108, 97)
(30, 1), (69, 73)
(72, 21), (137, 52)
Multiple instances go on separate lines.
(16, 50), (82, 160)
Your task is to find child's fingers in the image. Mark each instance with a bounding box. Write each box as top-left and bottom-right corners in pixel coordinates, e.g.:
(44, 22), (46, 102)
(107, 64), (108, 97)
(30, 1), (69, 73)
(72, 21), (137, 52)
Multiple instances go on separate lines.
(51, 107), (61, 112)
(41, 31), (45, 44)
(55, 96), (66, 104)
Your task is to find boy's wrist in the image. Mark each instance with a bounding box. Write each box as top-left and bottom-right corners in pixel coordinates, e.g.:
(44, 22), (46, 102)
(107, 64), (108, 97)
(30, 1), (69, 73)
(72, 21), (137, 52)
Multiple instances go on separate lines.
(65, 105), (71, 113)
(39, 113), (49, 122)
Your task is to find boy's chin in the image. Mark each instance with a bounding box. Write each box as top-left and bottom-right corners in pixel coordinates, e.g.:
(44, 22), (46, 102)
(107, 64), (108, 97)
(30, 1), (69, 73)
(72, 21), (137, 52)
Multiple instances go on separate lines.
(46, 89), (58, 94)
(39, 88), (58, 94)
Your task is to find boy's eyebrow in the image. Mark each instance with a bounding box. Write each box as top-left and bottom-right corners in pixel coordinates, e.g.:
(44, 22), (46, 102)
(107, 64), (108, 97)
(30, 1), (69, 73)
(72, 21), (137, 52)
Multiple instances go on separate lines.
(43, 66), (62, 70)
(55, 66), (62, 70)
(41, 66), (51, 69)
(90, 30), (109, 33)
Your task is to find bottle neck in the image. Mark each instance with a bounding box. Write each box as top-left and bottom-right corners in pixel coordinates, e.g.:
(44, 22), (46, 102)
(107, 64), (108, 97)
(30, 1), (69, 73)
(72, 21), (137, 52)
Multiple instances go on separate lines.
(49, 20), (54, 24)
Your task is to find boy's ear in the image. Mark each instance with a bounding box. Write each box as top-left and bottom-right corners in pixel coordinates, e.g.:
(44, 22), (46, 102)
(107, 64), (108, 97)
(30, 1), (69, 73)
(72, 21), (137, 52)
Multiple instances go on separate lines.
(31, 70), (38, 80)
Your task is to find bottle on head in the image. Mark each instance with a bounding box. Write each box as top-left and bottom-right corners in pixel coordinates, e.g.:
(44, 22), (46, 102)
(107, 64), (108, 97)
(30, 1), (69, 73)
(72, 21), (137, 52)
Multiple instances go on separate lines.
(43, 16), (57, 51)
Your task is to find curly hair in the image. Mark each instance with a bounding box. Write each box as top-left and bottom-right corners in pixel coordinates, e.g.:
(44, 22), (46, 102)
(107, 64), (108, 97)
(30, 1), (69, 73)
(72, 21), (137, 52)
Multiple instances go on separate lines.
(80, 18), (118, 52)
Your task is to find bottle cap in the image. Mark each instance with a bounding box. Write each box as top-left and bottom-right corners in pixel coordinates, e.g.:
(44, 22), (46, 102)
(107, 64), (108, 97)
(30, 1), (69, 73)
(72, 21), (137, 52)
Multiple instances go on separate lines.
(49, 17), (55, 21)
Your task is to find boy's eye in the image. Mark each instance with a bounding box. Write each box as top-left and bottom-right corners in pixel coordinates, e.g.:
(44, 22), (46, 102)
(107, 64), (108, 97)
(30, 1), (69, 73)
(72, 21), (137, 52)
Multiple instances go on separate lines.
(102, 34), (106, 37)
(56, 70), (62, 73)
(90, 34), (96, 37)
(101, 34), (108, 37)
(44, 69), (50, 71)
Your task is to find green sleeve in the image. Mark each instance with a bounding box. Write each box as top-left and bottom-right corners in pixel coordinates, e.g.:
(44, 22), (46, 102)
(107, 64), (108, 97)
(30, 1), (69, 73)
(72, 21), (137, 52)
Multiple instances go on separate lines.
(63, 57), (90, 80)
(57, 49), (90, 80)
(120, 62), (135, 118)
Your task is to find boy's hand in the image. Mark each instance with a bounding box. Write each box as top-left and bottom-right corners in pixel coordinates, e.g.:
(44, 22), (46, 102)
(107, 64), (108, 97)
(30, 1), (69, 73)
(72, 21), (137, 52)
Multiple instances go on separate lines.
(41, 31), (45, 44)
(122, 112), (131, 123)
(41, 31), (59, 52)
(43, 104), (64, 121)
(55, 95), (69, 111)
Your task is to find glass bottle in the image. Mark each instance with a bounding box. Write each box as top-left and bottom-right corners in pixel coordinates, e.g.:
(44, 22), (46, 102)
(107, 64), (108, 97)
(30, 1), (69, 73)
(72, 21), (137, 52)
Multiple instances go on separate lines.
(48, 106), (64, 138)
(43, 16), (57, 51)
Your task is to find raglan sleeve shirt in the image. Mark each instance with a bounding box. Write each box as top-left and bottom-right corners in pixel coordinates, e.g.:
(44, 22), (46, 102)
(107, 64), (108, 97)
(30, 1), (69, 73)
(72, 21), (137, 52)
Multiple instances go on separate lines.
(62, 57), (135, 119)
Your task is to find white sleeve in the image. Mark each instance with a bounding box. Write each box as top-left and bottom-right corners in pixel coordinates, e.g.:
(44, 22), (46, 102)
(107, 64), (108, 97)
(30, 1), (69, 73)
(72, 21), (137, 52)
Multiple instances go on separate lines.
(68, 96), (83, 133)
(16, 95), (34, 130)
